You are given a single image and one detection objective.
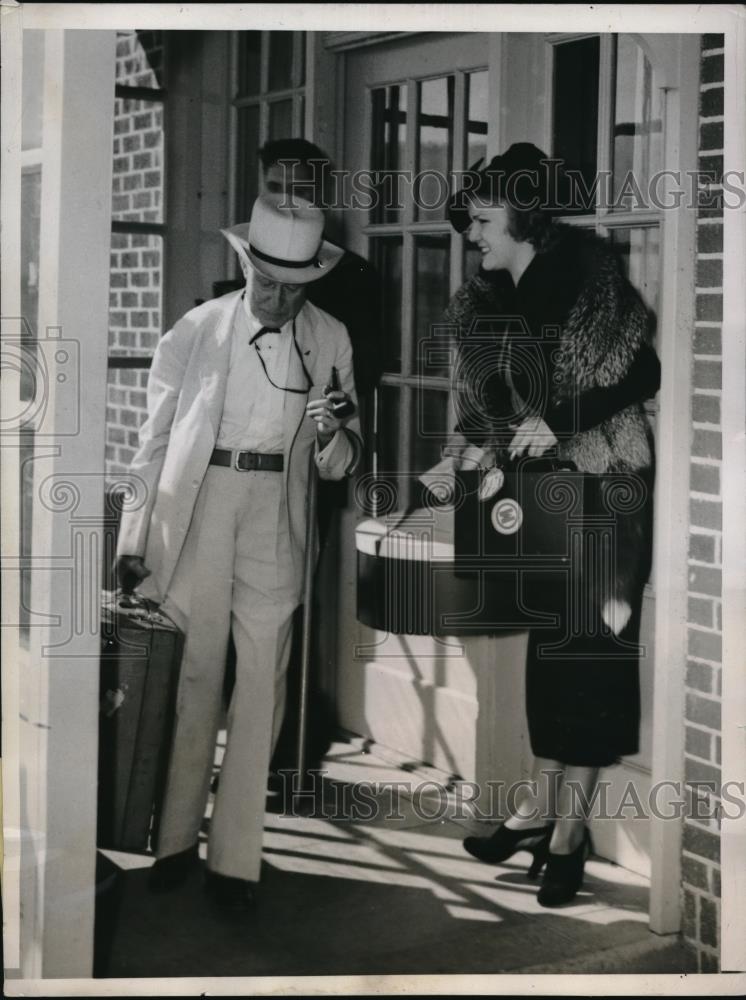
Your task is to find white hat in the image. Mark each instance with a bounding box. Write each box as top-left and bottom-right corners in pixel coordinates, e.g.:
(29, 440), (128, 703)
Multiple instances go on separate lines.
(221, 193), (344, 284)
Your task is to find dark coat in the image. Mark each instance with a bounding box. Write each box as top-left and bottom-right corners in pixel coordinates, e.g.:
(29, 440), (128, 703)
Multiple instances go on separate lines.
(444, 224), (658, 614)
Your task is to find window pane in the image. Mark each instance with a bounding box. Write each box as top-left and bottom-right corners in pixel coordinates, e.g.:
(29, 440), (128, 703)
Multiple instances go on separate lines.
(298, 95), (306, 136)
(298, 32), (307, 87)
(465, 70), (488, 170)
(109, 232), (163, 356)
(268, 32), (294, 91)
(377, 385), (402, 484)
(237, 104), (261, 221)
(370, 84), (407, 224)
(20, 169), (41, 426)
(21, 168), (42, 350)
(414, 234), (451, 377)
(553, 37), (600, 213)
(105, 366), (151, 482)
(238, 30), (262, 96)
(415, 76), (454, 221)
(610, 227), (660, 322)
(612, 36), (663, 212)
(19, 430), (35, 644)
(268, 98), (293, 140)
(370, 236), (403, 374)
(112, 97), (164, 223)
(412, 388), (449, 473)
(22, 30), (44, 151)
(115, 30), (164, 89)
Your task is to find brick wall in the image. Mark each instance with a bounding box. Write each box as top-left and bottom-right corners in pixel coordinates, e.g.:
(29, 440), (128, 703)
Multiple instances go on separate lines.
(106, 31), (164, 482)
(682, 31), (724, 973)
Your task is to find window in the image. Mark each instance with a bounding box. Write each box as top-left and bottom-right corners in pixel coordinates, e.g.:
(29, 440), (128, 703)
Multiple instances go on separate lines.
(551, 34), (663, 318)
(233, 31), (307, 223)
(367, 68), (488, 507)
(551, 34), (663, 378)
(106, 31), (166, 483)
(551, 33), (662, 589)
(19, 29), (46, 642)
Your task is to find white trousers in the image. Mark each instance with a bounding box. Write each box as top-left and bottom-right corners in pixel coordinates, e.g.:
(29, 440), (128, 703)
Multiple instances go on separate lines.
(153, 465), (299, 881)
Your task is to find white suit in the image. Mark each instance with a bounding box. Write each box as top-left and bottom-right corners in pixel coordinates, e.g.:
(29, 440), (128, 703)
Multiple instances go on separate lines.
(117, 285), (362, 879)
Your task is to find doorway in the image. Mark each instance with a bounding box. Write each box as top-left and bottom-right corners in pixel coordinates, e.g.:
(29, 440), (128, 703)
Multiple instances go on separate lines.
(333, 29), (694, 907)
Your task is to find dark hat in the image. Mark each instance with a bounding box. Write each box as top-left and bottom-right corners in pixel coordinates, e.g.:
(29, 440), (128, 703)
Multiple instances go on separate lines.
(448, 142), (562, 233)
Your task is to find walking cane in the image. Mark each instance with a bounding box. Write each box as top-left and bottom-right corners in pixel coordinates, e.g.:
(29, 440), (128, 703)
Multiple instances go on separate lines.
(294, 368), (356, 810)
(294, 443), (319, 809)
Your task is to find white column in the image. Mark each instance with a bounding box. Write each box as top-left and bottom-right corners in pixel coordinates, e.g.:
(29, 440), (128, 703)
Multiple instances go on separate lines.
(7, 26), (116, 979)
(0, 5), (25, 975)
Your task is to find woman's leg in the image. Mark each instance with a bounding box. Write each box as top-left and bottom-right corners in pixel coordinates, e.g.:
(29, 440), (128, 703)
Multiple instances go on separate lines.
(504, 756), (562, 830)
(550, 764), (599, 853)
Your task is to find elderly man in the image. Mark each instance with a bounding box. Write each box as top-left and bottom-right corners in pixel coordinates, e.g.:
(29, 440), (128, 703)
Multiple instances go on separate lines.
(258, 137), (382, 401)
(116, 194), (362, 917)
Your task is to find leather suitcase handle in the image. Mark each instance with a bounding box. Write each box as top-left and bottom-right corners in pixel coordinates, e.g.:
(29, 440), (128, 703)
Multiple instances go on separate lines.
(115, 589), (179, 630)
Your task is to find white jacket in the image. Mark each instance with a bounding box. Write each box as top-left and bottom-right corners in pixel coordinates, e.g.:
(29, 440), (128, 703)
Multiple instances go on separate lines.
(117, 289), (362, 602)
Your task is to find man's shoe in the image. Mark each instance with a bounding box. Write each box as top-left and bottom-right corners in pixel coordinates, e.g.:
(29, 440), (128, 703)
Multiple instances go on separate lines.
(204, 870), (256, 919)
(147, 844), (200, 892)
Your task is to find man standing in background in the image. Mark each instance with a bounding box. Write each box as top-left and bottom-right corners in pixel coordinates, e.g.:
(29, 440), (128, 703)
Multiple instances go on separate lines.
(258, 137), (382, 407)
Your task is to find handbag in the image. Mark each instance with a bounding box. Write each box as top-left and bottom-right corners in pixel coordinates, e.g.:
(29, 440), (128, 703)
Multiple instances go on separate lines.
(453, 456), (588, 621)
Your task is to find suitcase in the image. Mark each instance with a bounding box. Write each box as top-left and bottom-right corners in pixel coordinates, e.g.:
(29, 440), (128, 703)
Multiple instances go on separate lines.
(355, 505), (561, 637)
(97, 591), (184, 853)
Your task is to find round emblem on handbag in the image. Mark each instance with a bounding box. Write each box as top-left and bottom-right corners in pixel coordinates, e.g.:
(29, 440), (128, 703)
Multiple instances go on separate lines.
(491, 497), (523, 535)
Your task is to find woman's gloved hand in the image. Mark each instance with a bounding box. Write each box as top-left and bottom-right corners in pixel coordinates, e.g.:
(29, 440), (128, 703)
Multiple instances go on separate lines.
(508, 413), (558, 459)
(116, 554), (151, 593)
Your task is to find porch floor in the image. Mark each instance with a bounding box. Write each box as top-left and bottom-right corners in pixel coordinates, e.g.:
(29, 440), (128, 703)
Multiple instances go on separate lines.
(97, 734), (692, 980)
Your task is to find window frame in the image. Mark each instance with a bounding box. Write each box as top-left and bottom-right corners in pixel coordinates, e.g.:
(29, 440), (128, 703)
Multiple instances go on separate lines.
(362, 64), (489, 500)
(548, 32), (663, 419)
(108, 37), (168, 376)
(230, 30), (307, 229)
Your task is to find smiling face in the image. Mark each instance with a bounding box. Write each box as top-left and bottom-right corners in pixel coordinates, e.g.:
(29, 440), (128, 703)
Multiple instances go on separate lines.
(249, 271), (307, 328)
(465, 199), (523, 273)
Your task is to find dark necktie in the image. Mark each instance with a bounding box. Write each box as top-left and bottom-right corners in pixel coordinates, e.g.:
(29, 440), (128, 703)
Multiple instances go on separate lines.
(249, 325), (281, 345)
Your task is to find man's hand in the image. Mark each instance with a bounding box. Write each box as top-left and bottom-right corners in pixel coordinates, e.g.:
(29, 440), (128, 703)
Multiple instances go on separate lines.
(306, 391), (348, 444)
(116, 555), (151, 593)
(508, 414), (558, 459)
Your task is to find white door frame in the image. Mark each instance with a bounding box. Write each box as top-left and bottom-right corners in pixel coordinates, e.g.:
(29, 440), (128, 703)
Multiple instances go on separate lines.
(647, 33), (701, 934)
(1, 20), (116, 978)
(322, 27), (700, 935)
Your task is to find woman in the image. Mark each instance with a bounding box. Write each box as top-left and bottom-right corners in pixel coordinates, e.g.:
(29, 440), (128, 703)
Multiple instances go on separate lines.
(444, 143), (660, 906)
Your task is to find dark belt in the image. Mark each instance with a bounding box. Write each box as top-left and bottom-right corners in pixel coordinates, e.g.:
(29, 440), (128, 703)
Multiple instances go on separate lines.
(210, 448), (284, 472)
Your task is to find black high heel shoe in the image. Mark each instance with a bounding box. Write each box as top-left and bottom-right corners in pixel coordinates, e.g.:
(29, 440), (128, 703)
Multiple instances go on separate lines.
(463, 822), (553, 876)
(536, 828), (591, 907)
